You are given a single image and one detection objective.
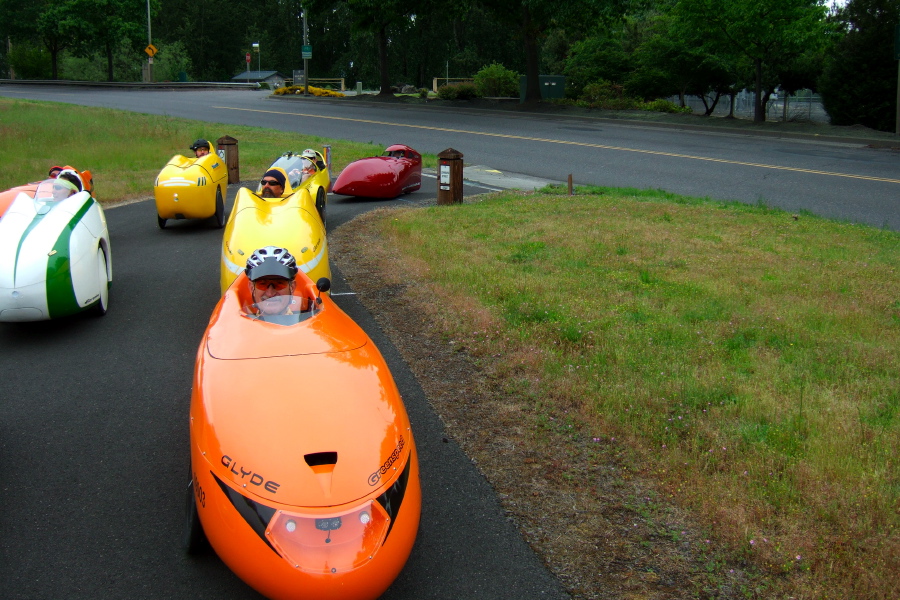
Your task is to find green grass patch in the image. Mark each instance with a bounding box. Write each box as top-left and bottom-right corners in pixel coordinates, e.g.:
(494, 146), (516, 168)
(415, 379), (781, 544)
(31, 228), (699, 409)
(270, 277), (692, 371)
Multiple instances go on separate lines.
(373, 187), (900, 598)
(0, 97), (437, 203)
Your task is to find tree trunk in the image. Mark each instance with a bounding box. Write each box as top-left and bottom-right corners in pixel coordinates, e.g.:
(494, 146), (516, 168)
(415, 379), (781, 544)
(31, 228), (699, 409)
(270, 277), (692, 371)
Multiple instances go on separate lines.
(377, 24), (392, 96)
(754, 57), (765, 122)
(704, 92), (722, 116)
(522, 6), (541, 103)
(50, 48), (59, 80)
(727, 90), (736, 119)
(106, 41), (114, 82)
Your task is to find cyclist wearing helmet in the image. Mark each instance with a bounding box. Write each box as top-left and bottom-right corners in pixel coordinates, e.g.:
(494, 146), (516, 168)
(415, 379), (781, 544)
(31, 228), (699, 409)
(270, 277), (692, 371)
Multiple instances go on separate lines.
(50, 177), (79, 201)
(190, 139), (211, 158)
(49, 169), (84, 200)
(303, 148), (326, 170)
(245, 246), (298, 317)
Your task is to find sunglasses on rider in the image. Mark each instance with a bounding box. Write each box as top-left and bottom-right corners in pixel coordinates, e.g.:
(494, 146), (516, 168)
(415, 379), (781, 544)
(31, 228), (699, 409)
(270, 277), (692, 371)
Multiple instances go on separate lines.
(260, 178), (283, 187)
(253, 278), (290, 291)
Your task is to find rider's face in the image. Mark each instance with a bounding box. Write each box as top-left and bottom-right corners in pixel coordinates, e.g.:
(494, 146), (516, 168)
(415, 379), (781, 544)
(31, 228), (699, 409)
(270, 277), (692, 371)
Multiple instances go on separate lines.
(252, 277), (293, 314)
(52, 184), (73, 201)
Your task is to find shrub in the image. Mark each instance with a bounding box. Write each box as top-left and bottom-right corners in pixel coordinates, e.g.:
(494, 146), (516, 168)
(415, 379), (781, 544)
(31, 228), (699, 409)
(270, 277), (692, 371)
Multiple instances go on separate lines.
(273, 85), (345, 97)
(437, 82), (480, 100)
(641, 99), (693, 114)
(419, 88), (430, 99)
(473, 62), (520, 97)
(578, 81), (639, 110)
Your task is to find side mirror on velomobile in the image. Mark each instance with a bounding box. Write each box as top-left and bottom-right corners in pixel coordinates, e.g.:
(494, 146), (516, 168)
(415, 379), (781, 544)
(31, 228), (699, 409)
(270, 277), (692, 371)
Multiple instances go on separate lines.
(186, 269), (421, 600)
(219, 186), (330, 295)
(154, 151), (228, 229)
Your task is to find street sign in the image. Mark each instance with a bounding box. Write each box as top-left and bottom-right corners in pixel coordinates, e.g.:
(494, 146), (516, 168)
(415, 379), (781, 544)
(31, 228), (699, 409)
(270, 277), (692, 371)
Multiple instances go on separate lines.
(246, 53), (251, 64)
(144, 44), (157, 57)
(302, 45), (312, 60)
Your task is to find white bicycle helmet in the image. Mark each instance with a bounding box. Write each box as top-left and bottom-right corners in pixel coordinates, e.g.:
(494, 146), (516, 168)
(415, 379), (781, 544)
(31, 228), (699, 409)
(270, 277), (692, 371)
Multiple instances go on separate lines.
(245, 246), (298, 280)
(301, 149), (317, 161)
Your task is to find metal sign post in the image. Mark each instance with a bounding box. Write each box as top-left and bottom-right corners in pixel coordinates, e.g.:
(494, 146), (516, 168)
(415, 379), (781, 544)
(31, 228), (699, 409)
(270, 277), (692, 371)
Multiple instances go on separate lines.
(145, 0), (153, 82)
(144, 44), (157, 83)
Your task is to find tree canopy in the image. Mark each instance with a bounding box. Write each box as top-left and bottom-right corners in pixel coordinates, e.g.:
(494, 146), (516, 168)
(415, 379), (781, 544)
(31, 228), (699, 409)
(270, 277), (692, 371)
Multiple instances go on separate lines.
(2, 0), (895, 131)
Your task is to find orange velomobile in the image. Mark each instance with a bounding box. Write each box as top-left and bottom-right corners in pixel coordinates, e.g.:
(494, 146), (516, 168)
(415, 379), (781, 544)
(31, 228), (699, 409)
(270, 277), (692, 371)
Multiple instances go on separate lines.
(186, 270), (421, 600)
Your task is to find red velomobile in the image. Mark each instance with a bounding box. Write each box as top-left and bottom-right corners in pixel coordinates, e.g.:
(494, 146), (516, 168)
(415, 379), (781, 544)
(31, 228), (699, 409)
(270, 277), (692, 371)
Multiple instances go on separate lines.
(332, 145), (422, 199)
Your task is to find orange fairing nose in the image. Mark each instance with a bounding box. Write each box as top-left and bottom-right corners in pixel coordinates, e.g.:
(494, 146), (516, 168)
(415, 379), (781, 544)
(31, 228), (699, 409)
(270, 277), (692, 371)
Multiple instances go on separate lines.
(210, 457), (414, 574)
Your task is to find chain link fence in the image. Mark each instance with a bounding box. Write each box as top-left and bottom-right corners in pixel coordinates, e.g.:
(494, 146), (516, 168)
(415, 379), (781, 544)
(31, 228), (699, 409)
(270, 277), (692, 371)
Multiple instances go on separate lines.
(671, 90), (830, 124)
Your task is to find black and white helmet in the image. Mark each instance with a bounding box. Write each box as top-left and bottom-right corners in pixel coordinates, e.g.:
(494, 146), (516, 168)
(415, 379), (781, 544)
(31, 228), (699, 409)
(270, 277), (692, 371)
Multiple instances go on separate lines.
(245, 246), (298, 281)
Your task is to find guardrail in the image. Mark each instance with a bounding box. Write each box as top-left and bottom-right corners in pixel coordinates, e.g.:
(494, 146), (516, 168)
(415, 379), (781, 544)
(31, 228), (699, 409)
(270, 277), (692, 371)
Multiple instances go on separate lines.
(283, 78), (346, 91)
(432, 78), (474, 93)
(0, 79), (260, 90)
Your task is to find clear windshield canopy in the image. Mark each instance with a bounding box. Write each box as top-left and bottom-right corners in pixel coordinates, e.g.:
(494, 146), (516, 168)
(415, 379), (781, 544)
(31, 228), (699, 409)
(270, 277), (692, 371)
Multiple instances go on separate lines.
(241, 294), (322, 325)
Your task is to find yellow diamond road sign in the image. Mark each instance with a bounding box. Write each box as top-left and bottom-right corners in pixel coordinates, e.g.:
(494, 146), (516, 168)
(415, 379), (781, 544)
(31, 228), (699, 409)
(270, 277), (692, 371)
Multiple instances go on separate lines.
(145, 44), (158, 57)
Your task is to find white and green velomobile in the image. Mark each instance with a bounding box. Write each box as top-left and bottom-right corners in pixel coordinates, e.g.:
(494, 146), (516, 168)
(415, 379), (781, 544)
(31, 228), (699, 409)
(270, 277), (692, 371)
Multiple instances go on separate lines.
(0, 179), (111, 322)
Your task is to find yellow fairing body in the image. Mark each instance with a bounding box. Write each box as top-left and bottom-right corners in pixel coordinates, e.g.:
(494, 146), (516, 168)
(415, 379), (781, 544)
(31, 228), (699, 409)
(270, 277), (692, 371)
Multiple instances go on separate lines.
(154, 153), (228, 220)
(220, 187), (330, 294)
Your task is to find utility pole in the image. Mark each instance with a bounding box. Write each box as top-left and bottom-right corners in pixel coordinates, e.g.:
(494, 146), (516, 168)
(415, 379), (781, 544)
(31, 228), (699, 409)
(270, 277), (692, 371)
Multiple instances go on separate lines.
(303, 10), (309, 95)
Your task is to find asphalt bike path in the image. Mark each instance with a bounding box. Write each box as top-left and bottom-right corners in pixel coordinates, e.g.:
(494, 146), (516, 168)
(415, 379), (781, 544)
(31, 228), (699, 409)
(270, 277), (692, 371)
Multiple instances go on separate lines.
(0, 180), (568, 599)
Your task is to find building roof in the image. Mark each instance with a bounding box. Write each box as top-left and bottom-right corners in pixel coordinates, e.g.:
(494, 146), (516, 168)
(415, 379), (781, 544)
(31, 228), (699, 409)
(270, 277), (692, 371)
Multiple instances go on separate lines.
(231, 71), (285, 82)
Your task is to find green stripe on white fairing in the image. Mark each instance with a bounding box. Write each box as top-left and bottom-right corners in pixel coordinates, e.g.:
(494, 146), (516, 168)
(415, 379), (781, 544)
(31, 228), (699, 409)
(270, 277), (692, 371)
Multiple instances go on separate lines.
(46, 199), (93, 318)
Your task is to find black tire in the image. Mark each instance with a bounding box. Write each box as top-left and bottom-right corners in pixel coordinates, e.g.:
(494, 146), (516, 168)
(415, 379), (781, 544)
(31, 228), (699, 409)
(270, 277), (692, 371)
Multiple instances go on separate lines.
(182, 478), (208, 554)
(157, 214), (167, 229)
(315, 187), (327, 228)
(213, 187), (225, 229)
(93, 247), (109, 316)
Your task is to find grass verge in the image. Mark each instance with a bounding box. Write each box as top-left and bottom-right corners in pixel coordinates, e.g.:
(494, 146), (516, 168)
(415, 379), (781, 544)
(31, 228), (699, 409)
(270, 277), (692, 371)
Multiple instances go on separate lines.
(335, 187), (899, 599)
(0, 97), (437, 202)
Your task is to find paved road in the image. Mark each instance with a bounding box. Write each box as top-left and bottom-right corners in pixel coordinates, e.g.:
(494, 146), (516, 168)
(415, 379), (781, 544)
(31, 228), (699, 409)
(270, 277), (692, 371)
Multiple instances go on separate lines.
(1, 85), (898, 230)
(0, 176), (569, 599)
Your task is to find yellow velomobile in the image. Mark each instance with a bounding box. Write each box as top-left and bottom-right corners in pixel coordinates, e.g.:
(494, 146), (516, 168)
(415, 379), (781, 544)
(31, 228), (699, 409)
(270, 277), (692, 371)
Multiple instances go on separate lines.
(219, 151), (331, 294)
(154, 139), (228, 229)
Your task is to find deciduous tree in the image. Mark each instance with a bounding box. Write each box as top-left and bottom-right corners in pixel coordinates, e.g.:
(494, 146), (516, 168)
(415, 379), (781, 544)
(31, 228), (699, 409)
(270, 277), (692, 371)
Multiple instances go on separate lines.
(819, 0), (900, 131)
(674, 0), (828, 121)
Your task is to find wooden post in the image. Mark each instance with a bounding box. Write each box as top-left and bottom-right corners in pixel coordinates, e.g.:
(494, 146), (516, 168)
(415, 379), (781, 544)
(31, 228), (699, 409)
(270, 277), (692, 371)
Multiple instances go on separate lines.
(216, 136), (240, 184)
(437, 148), (464, 205)
(567, 173), (573, 196)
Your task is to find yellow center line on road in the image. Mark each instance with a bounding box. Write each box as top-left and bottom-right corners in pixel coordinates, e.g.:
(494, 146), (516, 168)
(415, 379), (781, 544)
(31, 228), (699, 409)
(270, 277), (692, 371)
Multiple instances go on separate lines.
(213, 105), (900, 185)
